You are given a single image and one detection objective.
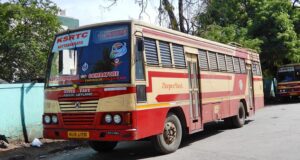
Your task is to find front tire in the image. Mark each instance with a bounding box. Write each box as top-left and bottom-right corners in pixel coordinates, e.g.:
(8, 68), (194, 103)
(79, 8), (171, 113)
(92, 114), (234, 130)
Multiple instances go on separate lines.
(152, 113), (182, 154)
(89, 141), (118, 152)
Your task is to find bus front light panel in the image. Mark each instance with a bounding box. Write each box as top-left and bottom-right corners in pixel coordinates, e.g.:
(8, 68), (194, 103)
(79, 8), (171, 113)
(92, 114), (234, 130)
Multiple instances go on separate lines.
(51, 115), (58, 124)
(44, 115), (51, 124)
(124, 112), (131, 125)
(280, 89), (287, 93)
(104, 114), (113, 124)
(113, 114), (122, 124)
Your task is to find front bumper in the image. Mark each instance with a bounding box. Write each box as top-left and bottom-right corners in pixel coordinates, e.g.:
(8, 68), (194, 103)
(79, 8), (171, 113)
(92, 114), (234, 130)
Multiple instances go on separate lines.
(44, 128), (138, 141)
(277, 91), (300, 97)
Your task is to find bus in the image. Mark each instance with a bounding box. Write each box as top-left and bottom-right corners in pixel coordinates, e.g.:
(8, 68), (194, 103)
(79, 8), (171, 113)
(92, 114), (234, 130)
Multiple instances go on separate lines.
(43, 20), (264, 154)
(277, 64), (300, 100)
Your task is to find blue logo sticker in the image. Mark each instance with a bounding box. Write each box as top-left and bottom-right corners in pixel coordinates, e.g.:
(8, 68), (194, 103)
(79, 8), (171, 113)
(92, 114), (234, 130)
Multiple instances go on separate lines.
(110, 42), (127, 59)
(82, 62), (89, 72)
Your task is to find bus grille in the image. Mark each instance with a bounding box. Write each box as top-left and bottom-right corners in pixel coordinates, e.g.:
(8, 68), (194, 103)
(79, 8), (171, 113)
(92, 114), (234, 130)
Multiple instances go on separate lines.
(59, 99), (98, 112)
(62, 113), (96, 125)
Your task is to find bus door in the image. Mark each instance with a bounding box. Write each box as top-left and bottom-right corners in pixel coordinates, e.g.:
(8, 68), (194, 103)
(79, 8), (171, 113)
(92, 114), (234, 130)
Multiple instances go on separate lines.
(186, 53), (202, 132)
(246, 64), (255, 113)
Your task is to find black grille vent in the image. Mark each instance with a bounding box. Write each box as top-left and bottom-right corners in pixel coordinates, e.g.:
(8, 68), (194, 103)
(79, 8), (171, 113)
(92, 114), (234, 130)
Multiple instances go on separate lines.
(208, 52), (218, 71)
(159, 41), (172, 67)
(199, 50), (208, 70)
(172, 44), (186, 68)
(145, 38), (158, 65)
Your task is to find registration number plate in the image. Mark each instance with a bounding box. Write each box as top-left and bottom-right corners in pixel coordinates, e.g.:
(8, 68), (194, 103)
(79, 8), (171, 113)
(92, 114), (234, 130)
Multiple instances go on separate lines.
(67, 131), (89, 139)
(290, 93), (298, 96)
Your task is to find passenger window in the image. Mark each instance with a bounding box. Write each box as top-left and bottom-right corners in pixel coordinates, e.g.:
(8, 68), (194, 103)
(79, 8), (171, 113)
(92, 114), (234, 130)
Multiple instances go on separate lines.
(208, 52), (218, 71)
(199, 50), (208, 70)
(233, 57), (241, 73)
(239, 58), (246, 73)
(226, 55), (234, 72)
(159, 41), (172, 67)
(135, 38), (145, 80)
(144, 38), (159, 65)
(217, 54), (226, 71)
(172, 44), (186, 68)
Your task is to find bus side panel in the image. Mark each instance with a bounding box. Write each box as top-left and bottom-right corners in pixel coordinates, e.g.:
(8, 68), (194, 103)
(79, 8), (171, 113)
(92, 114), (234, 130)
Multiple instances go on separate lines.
(135, 107), (169, 139)
(229, 99), (241, 117)
(200, 72), (231, 123)
(135, 105), (190, 139)
(253, 77), (264, 110)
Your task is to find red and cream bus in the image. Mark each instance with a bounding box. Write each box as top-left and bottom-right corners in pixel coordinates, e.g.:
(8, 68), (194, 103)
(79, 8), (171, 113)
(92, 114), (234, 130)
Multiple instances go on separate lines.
(43, 20), (264, 154)
(277, 64), (300, 100)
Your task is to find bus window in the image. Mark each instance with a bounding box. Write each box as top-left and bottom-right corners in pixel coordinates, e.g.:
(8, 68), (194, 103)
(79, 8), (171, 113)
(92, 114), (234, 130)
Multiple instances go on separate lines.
(47, 24), (131, 87)
(277, 66), (295, 82)
(135, 38), (145, 80)
(295, 66), (300, 81)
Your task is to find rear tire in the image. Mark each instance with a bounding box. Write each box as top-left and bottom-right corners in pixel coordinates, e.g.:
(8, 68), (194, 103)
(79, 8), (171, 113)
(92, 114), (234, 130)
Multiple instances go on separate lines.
(152, 113), (182, 154)
(231, 102), (246, 128)
(89, 141), (118, 152)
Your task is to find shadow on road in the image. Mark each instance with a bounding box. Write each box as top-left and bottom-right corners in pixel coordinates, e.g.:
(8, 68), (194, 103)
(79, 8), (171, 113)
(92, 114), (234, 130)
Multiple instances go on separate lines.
(265, 97), (300, 107)
(83, 120), (250, 160)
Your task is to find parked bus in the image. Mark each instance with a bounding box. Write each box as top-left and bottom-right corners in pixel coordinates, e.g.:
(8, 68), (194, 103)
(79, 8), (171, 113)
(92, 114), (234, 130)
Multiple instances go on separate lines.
(276, 64), (300, 100)
(43, 20), (264, 154)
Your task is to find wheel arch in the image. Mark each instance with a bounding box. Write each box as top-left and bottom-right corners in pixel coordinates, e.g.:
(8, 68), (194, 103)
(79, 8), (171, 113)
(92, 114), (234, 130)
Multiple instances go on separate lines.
(168, 107), (188, 135)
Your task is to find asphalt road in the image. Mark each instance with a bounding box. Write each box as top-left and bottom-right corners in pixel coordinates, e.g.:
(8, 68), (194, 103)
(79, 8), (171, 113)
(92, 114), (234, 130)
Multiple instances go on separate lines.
(45, 102), (300, 160)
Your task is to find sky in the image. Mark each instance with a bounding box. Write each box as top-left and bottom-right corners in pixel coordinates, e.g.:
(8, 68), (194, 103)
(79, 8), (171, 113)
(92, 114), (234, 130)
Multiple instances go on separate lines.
(52, 0), (161, 26)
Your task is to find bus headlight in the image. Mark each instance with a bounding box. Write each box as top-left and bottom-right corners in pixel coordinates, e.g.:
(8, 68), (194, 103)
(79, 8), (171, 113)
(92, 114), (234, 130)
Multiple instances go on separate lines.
(51, 115), (58, 124)
(104, 114), (112, 124)
(280, 89), (286, 93)
(44, 115), (51, 124)
(113, 114), (122, 124)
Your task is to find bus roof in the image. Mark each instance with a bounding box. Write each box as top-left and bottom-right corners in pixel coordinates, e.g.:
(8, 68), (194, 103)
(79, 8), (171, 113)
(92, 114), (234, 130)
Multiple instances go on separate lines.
(280, 63), (300, 67)
(56, 20), (259, 58)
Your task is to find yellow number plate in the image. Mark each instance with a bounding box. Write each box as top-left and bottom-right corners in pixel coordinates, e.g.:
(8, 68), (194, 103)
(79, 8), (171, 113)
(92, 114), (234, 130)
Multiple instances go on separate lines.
(290, 93), (298, 96)
(67, 131), (89, 139)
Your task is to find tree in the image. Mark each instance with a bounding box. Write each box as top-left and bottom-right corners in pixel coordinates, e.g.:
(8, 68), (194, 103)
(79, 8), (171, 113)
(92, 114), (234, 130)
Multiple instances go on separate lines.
(101, 0), (202, 34)
(196, 0), (300, 77)
(0, 0), (61, 82)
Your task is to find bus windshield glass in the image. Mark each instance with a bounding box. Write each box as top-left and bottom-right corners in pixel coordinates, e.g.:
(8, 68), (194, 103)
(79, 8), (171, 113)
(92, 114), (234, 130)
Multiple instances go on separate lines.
(47, 24), (130, 87)
(277, 66), (300, 83)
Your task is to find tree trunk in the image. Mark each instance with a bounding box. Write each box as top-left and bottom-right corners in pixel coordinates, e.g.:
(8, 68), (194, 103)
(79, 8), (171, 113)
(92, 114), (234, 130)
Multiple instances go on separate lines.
(178, 0), (186, 33)
(162, 0), (179, 31)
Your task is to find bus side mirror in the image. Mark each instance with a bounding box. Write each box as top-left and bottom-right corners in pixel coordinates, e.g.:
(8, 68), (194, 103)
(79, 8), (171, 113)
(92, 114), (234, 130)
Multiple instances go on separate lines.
(137, 38), (144, 52)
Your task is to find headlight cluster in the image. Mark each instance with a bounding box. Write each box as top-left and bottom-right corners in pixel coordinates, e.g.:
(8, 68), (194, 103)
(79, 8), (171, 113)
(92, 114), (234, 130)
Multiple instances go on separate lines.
(279, 89), (287, 93)
(103, 114), (122, 124)
(43, 114), (58, 124)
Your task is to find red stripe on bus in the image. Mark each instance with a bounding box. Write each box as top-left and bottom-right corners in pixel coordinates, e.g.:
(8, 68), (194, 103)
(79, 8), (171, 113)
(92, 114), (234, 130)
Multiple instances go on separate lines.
(156, 93), (190, 102)
(253, 77), (262, 81)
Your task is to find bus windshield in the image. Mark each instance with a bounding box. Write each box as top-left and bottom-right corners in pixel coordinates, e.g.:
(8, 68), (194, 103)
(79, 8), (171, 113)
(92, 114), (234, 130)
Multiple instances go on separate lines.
(47, 24), (131, 87)
(277, 66), (300, 83)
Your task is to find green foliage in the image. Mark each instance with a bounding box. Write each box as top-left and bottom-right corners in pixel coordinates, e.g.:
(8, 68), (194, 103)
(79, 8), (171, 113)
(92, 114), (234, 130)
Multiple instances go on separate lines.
(199, 24), (262, 52)
(0, 0), (60, 82)
(196, 0), (300, 77)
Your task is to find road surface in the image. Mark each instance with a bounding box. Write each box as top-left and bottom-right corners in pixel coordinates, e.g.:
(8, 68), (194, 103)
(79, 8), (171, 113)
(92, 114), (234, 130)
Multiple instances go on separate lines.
(48, 103), (300, 160)
(4, 102), (300, 160)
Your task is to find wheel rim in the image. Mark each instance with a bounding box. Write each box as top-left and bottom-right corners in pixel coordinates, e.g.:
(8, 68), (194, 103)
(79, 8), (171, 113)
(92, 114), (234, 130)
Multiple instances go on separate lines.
(163, 121), (177, 145)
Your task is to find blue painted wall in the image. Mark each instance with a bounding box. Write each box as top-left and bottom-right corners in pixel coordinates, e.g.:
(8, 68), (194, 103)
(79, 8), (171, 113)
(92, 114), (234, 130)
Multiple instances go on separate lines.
(0, 83), (44, 142)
